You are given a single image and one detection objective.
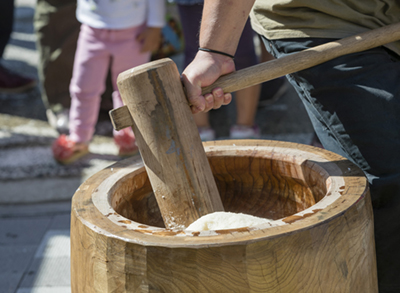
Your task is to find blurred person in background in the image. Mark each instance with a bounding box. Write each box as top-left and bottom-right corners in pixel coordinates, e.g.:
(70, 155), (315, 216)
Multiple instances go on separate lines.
(35, 0), (119, 135)
(176, 0), (286, 140)
(34, 0), (80, 134)
(0, 0), (36, 93)
(51, 0), (165, 164)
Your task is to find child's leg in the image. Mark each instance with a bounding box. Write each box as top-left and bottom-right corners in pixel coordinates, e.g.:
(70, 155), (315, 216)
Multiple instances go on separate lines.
(107, 25), (151, 154)
(69, 24), (110, 143)
(109, 25), (151, 137)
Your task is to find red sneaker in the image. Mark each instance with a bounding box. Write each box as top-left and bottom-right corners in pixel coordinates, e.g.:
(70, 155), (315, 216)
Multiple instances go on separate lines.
(114, 128), (139, 157)
(0, 65), (36, 93)
(52, 134), (89, 164)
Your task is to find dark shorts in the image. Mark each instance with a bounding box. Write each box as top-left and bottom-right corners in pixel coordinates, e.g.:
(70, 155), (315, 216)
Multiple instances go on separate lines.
(262, 36), (400, 292)
(177, 4), (258, 70)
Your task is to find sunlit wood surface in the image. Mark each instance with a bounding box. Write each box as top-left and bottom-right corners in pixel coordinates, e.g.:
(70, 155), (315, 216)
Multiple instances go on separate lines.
(71, 140), (377, 293)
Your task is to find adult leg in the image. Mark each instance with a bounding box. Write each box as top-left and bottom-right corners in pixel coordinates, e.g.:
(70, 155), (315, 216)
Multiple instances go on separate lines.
(177, 4), (202, 69)
(233, 19), (260, 130)
(34, 0), (80, 113)
(177, 4), (213, 139)
(257, 37), (289, 108)
(263, 36), (400, 292)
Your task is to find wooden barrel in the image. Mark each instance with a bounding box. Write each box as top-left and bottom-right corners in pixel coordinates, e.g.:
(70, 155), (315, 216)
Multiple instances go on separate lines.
(70, 140), (378, 292)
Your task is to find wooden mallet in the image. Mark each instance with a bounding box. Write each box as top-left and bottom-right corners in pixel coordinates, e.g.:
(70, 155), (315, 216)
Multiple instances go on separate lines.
(110, 22), (400, 230)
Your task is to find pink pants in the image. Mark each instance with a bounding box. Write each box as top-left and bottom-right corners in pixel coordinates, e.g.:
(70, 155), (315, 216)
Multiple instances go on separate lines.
(69, 24), (151, 143)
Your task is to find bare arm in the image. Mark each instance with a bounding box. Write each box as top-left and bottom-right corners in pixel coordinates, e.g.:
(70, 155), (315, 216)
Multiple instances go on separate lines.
(182, 0), (255, 113)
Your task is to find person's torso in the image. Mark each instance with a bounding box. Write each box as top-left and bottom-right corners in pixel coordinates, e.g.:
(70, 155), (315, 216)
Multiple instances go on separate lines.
(250, 0), (400, 55)
(76, 0), (148, 29)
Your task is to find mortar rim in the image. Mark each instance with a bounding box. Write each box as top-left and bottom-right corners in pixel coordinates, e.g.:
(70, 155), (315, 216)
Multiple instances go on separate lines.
(72, 139), (369, 248)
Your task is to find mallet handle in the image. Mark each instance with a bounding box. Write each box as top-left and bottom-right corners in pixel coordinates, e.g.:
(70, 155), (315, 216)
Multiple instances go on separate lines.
(202, 22), (400, 95)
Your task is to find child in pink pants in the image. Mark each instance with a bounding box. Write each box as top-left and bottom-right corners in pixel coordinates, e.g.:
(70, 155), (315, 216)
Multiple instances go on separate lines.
(52, 0), (165, 164)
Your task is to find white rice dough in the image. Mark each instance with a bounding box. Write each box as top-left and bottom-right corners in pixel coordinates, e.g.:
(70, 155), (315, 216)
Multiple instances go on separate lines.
(186, 211), (272, 231)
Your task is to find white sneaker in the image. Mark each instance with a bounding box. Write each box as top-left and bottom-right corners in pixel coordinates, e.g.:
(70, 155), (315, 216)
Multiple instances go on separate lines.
(230, 125), (261, 139)
(46, 108), (69, 135)
(198, 127), (215, 141)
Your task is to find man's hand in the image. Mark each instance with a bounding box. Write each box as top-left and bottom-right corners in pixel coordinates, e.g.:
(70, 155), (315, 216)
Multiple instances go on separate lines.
(181, 50), (235, 114)
(137, 27), (162, 53)
(181, 0), (254, 114)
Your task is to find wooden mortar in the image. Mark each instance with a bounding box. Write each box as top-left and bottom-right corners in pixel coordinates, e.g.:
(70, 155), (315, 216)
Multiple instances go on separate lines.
(70, 140), (378, 292)
(110, 22), (400, 230)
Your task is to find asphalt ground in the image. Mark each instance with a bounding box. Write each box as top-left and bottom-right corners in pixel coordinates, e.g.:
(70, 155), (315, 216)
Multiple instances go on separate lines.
(0, 1), (314, 292)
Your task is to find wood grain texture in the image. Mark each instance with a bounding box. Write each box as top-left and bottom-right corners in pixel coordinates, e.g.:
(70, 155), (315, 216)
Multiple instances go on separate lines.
(71, 140), (378, 292)
(109, 106), (133, 131)
(116, 59), (224, 229)
(201, 22), (400, 95)
(109, 23), (400, 230)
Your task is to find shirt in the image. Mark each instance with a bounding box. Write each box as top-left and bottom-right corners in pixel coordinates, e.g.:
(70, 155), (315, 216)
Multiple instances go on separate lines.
(250, 0), (400, 56)
(76, 0), (165, 29)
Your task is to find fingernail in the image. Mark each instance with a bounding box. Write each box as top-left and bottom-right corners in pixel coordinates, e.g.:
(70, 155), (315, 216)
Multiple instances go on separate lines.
(215, 89), (223, 97)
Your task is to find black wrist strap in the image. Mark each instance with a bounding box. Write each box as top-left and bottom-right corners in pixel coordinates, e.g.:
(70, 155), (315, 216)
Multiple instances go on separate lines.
(198, 47), (235, 59)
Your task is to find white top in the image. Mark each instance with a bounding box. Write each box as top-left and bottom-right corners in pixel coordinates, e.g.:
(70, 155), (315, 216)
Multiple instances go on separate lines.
(76, 0), (165, 30)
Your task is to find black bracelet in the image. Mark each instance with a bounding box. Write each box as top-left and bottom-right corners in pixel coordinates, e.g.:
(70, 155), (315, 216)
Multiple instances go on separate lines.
(198, 47), (235, 59)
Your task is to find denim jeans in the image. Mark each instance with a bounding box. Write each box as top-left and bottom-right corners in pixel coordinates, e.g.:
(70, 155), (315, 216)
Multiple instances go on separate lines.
(262, 36), (400, 292)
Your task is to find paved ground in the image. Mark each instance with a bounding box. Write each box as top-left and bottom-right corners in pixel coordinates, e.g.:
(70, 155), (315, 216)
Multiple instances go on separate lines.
(0, 1), (314, 292)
